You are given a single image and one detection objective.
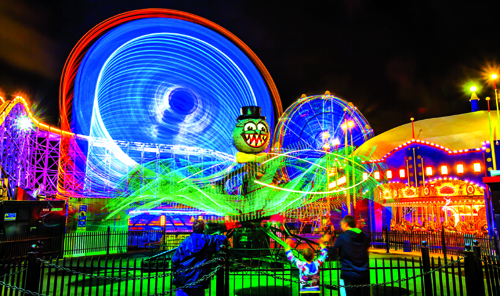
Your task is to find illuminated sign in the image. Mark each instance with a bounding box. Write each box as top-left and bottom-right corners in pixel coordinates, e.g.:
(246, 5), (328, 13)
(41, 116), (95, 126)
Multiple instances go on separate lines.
(4, 213), (16, 221)
(78, 205), (87, 229)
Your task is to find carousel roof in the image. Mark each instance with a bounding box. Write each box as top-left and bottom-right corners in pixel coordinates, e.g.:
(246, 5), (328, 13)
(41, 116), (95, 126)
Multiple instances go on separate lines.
(355, 110), (498, 160)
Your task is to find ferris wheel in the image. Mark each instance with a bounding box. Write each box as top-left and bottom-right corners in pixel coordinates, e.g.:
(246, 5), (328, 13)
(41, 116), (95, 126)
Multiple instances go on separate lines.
(273, 93), (373, 153)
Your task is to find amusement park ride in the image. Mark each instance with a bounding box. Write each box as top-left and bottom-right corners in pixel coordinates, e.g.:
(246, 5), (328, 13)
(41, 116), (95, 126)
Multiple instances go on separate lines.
(1, 8), (499, 259)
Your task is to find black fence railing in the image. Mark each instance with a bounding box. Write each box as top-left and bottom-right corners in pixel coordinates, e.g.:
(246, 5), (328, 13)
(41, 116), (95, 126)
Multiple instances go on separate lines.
(1, 241), (499, 296)
(0, 229), (191, 258)
(299, 228), (497, 257)
(2, 227), (497, 259)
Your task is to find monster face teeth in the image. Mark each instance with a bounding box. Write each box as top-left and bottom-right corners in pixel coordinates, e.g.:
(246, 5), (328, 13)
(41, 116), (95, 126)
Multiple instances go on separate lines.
(243, 133), (268, 147)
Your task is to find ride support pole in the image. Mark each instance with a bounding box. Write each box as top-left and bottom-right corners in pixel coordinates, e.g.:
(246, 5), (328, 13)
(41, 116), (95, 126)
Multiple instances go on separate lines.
(420, 241), (433, 296)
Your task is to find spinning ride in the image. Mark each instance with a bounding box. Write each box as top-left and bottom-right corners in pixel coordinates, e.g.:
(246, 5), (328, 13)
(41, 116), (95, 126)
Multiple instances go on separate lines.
(56, 9), (281, 198)
(273, 94), (376, 220)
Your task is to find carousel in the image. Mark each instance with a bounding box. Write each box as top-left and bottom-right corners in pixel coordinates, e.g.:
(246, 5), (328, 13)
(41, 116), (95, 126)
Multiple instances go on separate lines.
(377, 178), (487, 235)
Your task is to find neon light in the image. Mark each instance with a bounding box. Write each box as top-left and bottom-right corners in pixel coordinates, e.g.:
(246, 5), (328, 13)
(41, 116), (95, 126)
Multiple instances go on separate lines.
(363, 139), (482, 164)
(374, 171), (380, 180)
(457, 164), (464, 174)
(386, 170), (393, 179)
(399, 168), (406, 178)
(363, 172), (368, 180)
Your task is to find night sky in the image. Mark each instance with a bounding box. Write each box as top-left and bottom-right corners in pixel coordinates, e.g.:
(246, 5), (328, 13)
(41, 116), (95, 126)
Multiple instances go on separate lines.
(1, 0), (499, 135)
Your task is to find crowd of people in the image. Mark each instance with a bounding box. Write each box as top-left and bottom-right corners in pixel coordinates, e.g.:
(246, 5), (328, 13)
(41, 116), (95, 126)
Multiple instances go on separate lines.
(390, 217), (488, 235)
(171, 215), (371, 296)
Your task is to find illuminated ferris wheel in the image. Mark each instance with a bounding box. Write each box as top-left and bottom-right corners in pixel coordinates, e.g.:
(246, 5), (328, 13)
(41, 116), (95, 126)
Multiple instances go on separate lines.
(273, 93), (374, 153)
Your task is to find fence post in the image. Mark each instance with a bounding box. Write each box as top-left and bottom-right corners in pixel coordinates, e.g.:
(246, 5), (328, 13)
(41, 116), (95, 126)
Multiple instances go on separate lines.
(216, 246), (226, 296)
(464, 243), (486, 296)
(421, 241), (434, 296)
(473, 239), (481, 257)
(384, 224), (390, 253)
(25, 252), (41, 294)
(106, 226), (111, 255)
(224, 248), (230, 296)
(494, 229), (500, 256)
(441, 225), (447, 263)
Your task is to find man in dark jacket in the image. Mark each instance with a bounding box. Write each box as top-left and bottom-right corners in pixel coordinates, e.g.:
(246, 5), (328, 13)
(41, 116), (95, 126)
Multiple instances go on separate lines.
(330, 215), (370, 296)
(172, 219), (226, 296)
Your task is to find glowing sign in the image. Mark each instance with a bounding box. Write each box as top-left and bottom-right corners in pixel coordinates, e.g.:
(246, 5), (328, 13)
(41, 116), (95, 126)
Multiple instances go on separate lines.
(4, 213), (16, 221)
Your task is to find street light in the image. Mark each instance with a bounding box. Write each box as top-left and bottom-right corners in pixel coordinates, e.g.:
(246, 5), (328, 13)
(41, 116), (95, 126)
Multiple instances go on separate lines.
(470, 85), (478, 92)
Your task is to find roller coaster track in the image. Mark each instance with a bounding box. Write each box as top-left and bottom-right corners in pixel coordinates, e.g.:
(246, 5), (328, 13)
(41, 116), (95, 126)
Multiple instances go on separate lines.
(0, 95), (74, 137)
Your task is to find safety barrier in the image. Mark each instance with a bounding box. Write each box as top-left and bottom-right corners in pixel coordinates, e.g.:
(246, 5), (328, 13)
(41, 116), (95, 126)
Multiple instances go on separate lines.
(1, 240), (499, 296)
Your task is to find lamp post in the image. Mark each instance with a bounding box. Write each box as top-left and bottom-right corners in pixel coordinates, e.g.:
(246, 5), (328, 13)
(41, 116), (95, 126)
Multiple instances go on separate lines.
(348, 120), (355, 210)
(481, 84), (498, 171)
(341, 121), (351, 215)
(492, 74), (499, 139)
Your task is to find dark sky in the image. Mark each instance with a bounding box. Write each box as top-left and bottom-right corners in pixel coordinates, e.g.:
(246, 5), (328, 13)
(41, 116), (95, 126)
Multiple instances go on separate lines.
(1, 0), (499, 134)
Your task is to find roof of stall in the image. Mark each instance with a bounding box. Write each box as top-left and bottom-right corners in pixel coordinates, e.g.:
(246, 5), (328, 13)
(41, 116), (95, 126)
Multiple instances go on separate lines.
(355, 110), (498, 160)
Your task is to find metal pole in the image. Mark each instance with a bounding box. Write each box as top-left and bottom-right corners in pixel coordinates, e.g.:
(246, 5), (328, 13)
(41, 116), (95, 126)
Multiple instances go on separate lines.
(486, 97), (497, 170)
(441, 225), (447, 264)
(384, 224), (390, 253)
(25, 252), (41, 294)
(493, 79), (499, 144)
(344, 121), (350, 215)
(420, 241), (434, 296)
(464, 243), (486, 296)
(106, 225), (111, 255)
(412, 148), (418, 187)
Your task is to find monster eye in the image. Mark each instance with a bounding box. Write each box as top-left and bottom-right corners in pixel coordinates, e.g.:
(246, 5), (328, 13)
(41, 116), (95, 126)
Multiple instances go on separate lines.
(244, 122), (257, 131)
(257, 123), (267, 133)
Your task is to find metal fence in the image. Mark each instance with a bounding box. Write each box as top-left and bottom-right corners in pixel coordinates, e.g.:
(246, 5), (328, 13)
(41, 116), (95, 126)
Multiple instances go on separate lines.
(1, 227), (497, 259)
(1, 241), (499, 296)
(0, 229), (191, 258)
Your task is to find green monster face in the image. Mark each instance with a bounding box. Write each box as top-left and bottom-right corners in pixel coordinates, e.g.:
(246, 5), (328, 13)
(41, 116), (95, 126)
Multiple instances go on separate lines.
(232, 118), (270, 154)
